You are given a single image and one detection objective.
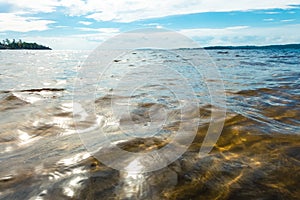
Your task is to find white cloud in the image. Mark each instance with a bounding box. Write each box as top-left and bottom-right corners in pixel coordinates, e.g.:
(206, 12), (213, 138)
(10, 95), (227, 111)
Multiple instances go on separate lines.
(179, 24), (300, 46)
(72, 32), (119, 43)
(25, 29), (120, 49)
(265, 11), (280, 14)
(0, 0), (60, 13)
(59, 0), (90, 16)
(18, 23), (300, 50)
(263, 18), (274, 21)
(179, 26), (249, 37)
(78, 21), (93, 25)
(1, 0), (300, 23)
(86, 12), (118, 22)
(55, 25), (69, 28)
(1, 0), (300, 24)
(22, 36), (99, 50)
(22, 32), (120, 50)
(61, 0), (300, 22)
(30, 24), (300, 49)
(0, 13), (55, 32)
(142, 23), (161, 26)
(224, 26), (249, 30)
(140, 23), (166, 29)
(1, 0), (298, 48)
(281, 19), (295, 22)
(76, 27), (120, 33)
(0, 0), (57, 32)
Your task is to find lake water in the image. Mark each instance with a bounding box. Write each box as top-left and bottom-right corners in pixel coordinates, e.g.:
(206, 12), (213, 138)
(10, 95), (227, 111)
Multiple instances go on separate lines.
(0, 49), (299, 199)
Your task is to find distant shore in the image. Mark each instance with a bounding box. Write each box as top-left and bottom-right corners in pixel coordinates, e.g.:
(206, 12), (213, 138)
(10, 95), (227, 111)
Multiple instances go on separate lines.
(0, 39), (51, 50)
(1, 40), (299, 51)
(203, 43), (300, 50)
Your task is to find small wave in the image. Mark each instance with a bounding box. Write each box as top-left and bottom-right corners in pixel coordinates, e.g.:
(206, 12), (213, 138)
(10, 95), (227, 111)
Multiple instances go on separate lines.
(0, 88), (65, 93)
(232, 87), (273, 96)
(239, 61), (268, 66)
(0, 88), (65, 105)
(227, 86), (300, 134)
(267, 60), (299, 65)
(0, 93), (29, 111)
(270, 55), (295, 59)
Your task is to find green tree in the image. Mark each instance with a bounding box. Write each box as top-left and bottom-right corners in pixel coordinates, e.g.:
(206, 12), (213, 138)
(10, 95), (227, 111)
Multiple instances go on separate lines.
(0, 38), (51, 50)
(5, 39), (10, 45)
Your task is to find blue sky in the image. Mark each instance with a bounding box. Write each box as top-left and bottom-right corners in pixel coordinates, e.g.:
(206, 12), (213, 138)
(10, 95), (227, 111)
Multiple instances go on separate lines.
(0, 0), (300, 50)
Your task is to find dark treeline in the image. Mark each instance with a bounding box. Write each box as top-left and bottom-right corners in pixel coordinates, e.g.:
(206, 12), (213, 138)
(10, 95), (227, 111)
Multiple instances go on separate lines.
(0, 39), (51, 50)
(204, 44), (300, 50)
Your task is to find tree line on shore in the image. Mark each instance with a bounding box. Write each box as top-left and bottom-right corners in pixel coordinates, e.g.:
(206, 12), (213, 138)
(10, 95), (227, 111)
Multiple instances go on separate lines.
(0, 39), (51, 50)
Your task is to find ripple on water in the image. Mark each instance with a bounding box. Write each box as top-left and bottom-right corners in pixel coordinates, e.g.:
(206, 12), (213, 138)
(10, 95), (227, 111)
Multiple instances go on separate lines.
(0, 49), (299, 199)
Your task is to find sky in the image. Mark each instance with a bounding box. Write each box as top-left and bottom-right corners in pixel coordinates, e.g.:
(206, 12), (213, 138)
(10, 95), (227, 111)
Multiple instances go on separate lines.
(0, 0), (300, 50)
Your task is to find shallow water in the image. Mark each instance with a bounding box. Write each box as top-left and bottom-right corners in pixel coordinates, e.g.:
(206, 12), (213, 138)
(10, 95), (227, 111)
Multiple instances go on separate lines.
(0, 49), (299, 199)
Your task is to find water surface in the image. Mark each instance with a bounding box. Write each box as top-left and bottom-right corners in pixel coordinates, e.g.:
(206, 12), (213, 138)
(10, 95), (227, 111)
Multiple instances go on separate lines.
(0, 49), (299, 199)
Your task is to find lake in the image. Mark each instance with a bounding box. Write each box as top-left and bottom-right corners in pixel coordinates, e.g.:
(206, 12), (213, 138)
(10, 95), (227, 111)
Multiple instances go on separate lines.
(0, 48), (299, 199)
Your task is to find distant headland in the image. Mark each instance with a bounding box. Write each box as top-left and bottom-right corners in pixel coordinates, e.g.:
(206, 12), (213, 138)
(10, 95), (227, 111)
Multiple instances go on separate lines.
(0, 39), (51, 50)
(203, 44), (300, 50)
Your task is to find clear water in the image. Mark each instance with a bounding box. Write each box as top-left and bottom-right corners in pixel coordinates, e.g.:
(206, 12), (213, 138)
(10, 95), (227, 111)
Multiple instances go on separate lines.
(0, 49), (299, 199)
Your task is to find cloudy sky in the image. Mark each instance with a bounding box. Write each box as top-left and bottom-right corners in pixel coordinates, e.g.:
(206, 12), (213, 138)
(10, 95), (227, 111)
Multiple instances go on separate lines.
(1, 0), (300, 49)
